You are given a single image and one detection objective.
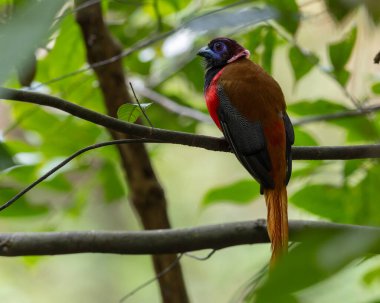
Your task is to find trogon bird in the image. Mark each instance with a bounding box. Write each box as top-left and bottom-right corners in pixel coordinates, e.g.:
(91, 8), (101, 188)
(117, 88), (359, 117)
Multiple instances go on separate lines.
(197, 38), (294, 265)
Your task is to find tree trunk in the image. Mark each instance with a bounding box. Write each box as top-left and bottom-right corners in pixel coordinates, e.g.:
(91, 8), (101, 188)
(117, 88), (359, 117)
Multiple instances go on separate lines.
(75, 1), (189, 302)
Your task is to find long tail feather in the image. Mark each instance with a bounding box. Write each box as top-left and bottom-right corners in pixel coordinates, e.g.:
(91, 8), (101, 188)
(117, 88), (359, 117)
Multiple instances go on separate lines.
(264, 185), (288, 266)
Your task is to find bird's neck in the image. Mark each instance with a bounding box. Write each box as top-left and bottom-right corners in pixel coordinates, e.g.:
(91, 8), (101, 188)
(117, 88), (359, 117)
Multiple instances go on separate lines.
(204, 65), (225, 92)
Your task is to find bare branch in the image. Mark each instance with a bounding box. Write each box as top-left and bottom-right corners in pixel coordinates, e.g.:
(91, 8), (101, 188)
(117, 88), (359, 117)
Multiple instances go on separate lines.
(2, 87), (380, 160)
(132, 82), (212, 123)
(0, 220), (379, 256)
(293, 103), (380, 126)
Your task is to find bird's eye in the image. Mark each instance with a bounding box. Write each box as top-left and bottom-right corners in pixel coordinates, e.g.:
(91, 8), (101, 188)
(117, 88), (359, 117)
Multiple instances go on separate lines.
(213, 42), (224, 52)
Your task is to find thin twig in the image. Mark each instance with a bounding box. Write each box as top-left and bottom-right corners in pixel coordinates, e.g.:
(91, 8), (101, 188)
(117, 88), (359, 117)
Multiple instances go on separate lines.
(54, 0), (102, 20)
(293, 103), (380, 126)
(0, 138), (158, 212)
(184, 249), (216, 261)
(119, 254), (184, 302)
(129, 82), (153, 127)
(132, 82), (211, 123)
(29, 29), (174, 90)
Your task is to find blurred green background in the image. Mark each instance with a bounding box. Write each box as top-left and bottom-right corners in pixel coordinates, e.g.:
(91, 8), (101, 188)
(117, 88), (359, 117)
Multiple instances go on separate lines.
(1, 0), (380, 302)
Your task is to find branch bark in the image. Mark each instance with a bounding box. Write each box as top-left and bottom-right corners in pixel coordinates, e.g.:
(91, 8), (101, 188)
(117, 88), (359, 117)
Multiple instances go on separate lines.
(0, 220), (379, 256)
(2, 87), (380, 160)
(74, 1), (189, 302)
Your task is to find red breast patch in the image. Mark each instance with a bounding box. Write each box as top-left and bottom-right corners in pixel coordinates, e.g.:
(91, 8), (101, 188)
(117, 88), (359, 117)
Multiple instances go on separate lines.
(205, 68), (225, 129)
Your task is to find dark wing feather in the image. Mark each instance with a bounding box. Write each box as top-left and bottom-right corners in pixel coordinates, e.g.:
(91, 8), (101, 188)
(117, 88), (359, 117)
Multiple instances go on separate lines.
(216, 84), (275, 189)
(283, 112), (294, 185)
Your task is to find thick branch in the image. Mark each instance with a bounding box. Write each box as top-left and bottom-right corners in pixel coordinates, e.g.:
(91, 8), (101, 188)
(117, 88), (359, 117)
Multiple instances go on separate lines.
(2, 87), (380, 160)
(0, 87), (227, 151)
(0, 220), (380, 256)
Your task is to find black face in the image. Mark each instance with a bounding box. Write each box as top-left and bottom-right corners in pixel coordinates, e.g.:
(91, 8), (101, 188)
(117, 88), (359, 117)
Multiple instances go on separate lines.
(197, 38), (246, 69)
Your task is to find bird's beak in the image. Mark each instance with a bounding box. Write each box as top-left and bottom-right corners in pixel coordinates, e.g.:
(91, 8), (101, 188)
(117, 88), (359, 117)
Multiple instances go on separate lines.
(197, 46), (213, 59)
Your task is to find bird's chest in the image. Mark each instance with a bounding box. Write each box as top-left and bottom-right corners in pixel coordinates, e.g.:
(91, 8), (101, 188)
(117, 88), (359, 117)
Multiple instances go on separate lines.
(205, 69), (225, 129)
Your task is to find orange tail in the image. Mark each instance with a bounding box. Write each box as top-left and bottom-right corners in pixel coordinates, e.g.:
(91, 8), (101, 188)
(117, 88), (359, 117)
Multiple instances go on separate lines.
(264, 185), (288, 266)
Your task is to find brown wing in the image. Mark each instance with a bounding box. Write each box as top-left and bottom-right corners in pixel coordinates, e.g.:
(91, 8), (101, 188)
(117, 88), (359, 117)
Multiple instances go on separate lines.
(217, 58), (293, 188)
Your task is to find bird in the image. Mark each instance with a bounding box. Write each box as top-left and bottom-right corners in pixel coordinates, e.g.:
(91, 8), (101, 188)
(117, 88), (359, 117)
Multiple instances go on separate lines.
(197, 37), (294, 265)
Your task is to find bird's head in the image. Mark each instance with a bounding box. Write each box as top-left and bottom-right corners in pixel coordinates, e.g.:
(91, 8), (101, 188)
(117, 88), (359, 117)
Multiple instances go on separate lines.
(197, 37), (250, 70)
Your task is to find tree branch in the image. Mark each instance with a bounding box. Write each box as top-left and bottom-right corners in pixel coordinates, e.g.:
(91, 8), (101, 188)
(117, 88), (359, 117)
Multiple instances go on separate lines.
(293, 103), (380, 126)
(2, 87), (380, 160)
(132, 81), (212, 123)
(0, 87), (228, 151)
(0, 220), (379, 256)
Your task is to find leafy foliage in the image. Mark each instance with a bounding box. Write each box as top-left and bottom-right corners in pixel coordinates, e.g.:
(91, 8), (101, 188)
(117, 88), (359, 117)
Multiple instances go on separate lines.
(324, 0), (380, 23)
(202, 179), (260, 206)
(0, 0), (380, 302)
(117, 103), (153, 123)
(0, 142), (16, 171)
(0, 0), (65, 84)
(328, 27), (357, 86)
(254, 229), (380, 303)
(289, 46), (319, 82)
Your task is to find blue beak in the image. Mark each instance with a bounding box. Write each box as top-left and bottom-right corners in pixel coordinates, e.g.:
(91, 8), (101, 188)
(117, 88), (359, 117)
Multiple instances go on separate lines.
(197, 46), (213, 59)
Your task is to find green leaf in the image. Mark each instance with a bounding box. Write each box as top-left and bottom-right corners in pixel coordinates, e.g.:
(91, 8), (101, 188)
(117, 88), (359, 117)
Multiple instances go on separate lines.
(291, 184), (350, 222)
(324, 0), (380, 23)
(291, 164), (380, 225)
(101, 160), (126, 203)
(293, 128), (318, 146)
(343, 159), (364, 178)
(267, 0), (300, 34)
(0, 187), (49, 217)
(323, 0), (358, 21)
(291, 160), (322, 179)
(287, 99), (347, 117)
(41, 173), (72, 192)
(37, 14), (86, 87)
(117, 103), (152, 123)
(326, 26), (355, 86)
(363, 266), (380, 286)
(0, 142), (16, 171)
(349, 163), (380, 225)
(332, 116), (379, 142)
(371, 83), (380, 95)
(254, 229), (380, 303)
(202, 179), (260, 206)
(3, 164), (38, 184)
(289, 47), (319, 82)
(11, 104), (102, 157)
(289, 100), (378, 143)
(245, 26), (265, 54)
(333, 69), (350, 86)
(262, 28), (276, 74)
(329, 27), (357, 83)
(0, 0), (65, 84)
